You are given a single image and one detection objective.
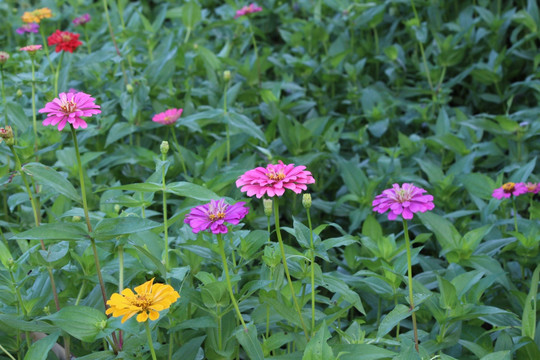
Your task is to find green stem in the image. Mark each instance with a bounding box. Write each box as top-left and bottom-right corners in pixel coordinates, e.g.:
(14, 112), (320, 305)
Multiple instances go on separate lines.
(224, 79), (230, 165)
(39, 27), (55, 75)
(0, 343), (16, 360)
(217, 233), (248, 331)
(306, 208), (316, 337)
(102, 0), (128, 85)
(217, 308), (222, 351)
(184, 27), (192, 44)
(170, 126), (188, 178)
(118, 245), (124, 292)
(83, 27), (91, 54)
(410, 0), (434, 93)
(75, 280), (86, 305)
(266, 304), (270, 338)
(247, 20), (261, 86)
(1, 67), (7, 126)
(274, 199), (309, 339)
(9, 270), (31, 349)
(161, 151), (170, 275)
(403, 219), (419, 352)
(54, 52), (64, 96)
(512, 197), (519, 232)
(145, 321), (157, 360)
(373, 27), (379, 80)
(30, 58), (38, 157)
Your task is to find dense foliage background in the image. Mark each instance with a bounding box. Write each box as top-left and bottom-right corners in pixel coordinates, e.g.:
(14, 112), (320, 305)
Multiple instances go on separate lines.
(1, 0), (540, 359)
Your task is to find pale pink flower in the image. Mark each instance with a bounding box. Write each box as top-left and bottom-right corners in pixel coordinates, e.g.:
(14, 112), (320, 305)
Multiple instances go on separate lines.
(152, 108), (183, 125)
(492, 182), (528, 199)
(523, 182), (540, 194)
(184, 199), (249, 234)
(19, 45), (42, 53)
(234, 3), (262, 18)
(372, 183), (435, 220)
(236, 160), (315, 198)
(39, 92), (101, 131)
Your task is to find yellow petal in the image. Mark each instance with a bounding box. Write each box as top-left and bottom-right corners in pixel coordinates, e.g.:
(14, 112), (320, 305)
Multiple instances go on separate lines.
(148, 309), (160, 321)
(136, 311), (149, 322)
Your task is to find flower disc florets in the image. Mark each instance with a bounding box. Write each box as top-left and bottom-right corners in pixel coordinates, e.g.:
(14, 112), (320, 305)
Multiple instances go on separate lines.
(184, 198), (249, 234)
(372, 183), (435, 220)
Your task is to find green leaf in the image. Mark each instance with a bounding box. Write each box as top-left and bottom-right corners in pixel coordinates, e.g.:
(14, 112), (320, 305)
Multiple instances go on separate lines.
(10, 223), (88, 241)
(92, 217), (161, 240)
(376, 304), (411, 338)
(479, 351), (511, 360)
(166, 182), (220, 201)
(130, 243), (167, 278)
(22, 163), (81, 203)
(417, 212), (460, 253)
(24, 331), (60, 360)
(321, 274), (365, 314)
(362, 214), (382, 240)
(105, 123), (137, 148)
(227, 112), (266, 143)
(332, 344), (396, 359)
(44, 306), (107, 342)
(302, 323), (335, 360)
(438, 277), (458, 310)
(106, 182), (163, 193)
(0, 314), (57, 333)
(236, 324), (264, 360)
(522, 265), (540, 338)
(182, 1), (201, 30)
(39, 241), (69, 263)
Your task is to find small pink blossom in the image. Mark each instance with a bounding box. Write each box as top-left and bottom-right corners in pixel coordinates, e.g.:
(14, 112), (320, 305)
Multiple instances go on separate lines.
(372, 183), (435, 220)
(19, 45), (42, 53)
(39, 92), (101, 131)
(152, 108), (183, 125)
(184, 199), (249, 234)
(236, 160), (315, 198)
(73, 13), (91, 26)
(523, 182), (540, 194)
(492, 182), (528, 199)
(234, 3), (262, 18)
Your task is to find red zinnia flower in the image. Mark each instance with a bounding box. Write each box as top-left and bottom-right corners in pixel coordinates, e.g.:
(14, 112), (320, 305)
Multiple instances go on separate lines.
(47, 30), (82, 53)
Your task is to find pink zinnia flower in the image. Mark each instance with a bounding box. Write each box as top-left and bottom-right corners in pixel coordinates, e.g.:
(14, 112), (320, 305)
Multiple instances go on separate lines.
(492, 182), (528, 199)
(236, 160), (315, 198)
(39, 92), (101, 131)
(184, 199), (249, 234)
(234, 3), (263, 18)
(73, 13), (91, 26)
(152, 108), (183, 125)
(16, 23), (40, 34)
(372, 183), (435, 220)
(523, 182), (540, 194)
(19, 45), (42, 53)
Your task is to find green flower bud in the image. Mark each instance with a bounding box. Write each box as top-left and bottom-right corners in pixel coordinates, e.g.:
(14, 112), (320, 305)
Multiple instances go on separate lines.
(160, 141), (169, 155)
(223, 70), (231, 81)
(72, 215), (81, 222)
(263, 198), (273, 216)
(126, 83), (134, 94)
(302, 193), (312, 209)
(16, 89), (23, 97)
(114, 204), (121, 213)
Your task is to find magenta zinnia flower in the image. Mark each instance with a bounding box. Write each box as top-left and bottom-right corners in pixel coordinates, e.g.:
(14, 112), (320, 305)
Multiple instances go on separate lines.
(492, 182), (528, 199)
(152, 108), (183, 125)
(234, 3), (263, 18)
(372, 183), (435, 220)
(16, 23), (40, 34)
(184, 199), (249, 234)
(236, 160), (315, 198)
(73, 13), (91, 26)
(39, 92), (101, 131)
(522, 182), (539, 194)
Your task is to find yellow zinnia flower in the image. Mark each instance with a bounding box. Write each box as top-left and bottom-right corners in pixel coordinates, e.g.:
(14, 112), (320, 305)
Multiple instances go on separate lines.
(106, 278), (180, 323)
(22, 8), (53, 23)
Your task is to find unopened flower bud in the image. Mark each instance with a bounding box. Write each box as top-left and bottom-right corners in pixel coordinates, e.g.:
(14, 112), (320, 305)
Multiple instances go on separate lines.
(0, 126), (14, 146)
(302, 193), (312, 209)
(72, 215), (81, 222)
(263, 198), (273, 216)
(223, 70), (231, 81)
(0, 52), (9, 65)
(16, 89), (23, 97)
(160, 141), (169, 155)
(96, 319), (107, 330)
(193, 43), (198, 50)
(126, 83), (133, 94)
(114, 204), (121, 213)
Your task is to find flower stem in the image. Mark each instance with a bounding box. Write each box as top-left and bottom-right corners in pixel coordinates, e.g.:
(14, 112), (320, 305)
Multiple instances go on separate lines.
(53, 51), (64, 96)
(145, 321), (157, 360)
(30, 58), (38, 158)
(247, 20), (260, 86)
(306, 207), (316, 337)
(217, 233), (248, 331)
(161, 150), (170, 275)
(1, 67), (7, 126)
(512, 197), (519, 232)
(0, 343), (16, 360)
(170, 126), (188, 178)
(223, 78), (230, 165)
(83, 27), (91, 54)
(8, 269), (31, 349)
(102, 0), (128, 85)
(118, 245), (124, 292)
(402, 219), (419, 352)
(39, 27), (55, 75)
(274, 199), (309, 339)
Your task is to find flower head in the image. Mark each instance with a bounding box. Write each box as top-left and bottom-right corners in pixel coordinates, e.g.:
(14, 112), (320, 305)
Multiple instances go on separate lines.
(236, 160), (315, 198)
(184, 199), (249, 234)
(234, 3), (263, 18)
(19, 45), (42, 54)
(106, 278), (180, 323)
(523, 182), (540, 194)
(0, 52), (9, 65)
(73, 13), (91, 26)
(22, 8), (52, 23)
(152, 108), (183, 125)
(372, 183), (435, 220)
(492, 182), (528, 199)
(39, 92), (101, 131)
(0, 126), (14, 146)
(47, 30), (82, 53)
(16, 23), (40, 35)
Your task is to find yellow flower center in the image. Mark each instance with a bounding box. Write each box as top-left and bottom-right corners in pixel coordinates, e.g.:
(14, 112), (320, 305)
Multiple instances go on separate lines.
(267, 170), (285, 181)
(60, 100), (77, 114)
(132, 294), (152, 310)
(61, 33), (73, 42)
(209, 212), (225, 221)
(502, 182), (515, 193)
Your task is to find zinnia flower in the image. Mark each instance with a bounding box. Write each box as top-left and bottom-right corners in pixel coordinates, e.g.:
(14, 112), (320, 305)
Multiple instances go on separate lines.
(19, 45), (42, 53)
(492, 182), (527, 199)
(234, 3), (263, 18)
(152, 108), (183, 125)
(106, 278), (180, 323)
(523, 182), (539, 194)
(184, 198), (249, 234)
(236, 160), (315, 198)
(22, 8), (52, 23)
(39, 92), (101, 131)
(0, 52), (9, 65)
(47, 30), (82, 53)
(73, 13), (91, 26)
(372, 183), (435, 220)
(16, 23), (40, 34)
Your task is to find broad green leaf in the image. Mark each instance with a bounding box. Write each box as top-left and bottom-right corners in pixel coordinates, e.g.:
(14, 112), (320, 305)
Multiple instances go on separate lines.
(130, 243), (167, 277)
(92, 217), (161, 240)
(321, 274), (365, 314)
(107, 182), (162, 193)
(23, 163), (81, 203)
(105, 122), (137, 148)
(227, 112), (266, 143)
(362, 214), (382, 241)
(236, 324), (264, 360)
(10, 223), (88, 241)
(24, 331), (60, 360)
(0, 314), (56, 332)
(182, 1), (201, 29)
(479, 351), (511, 360)
(438, 277), (458, 310)
(166, 182), (220, 201)
(302, 323), (335, 360)
(76, 352), (116, 360)
(417, 212), (460, 253)
(44, 306), (107, 342)
(39, 241), (69, 263)
(376, 304), (411, 338)
(333, 344), (396, 359)
(522, 265), (540, 338)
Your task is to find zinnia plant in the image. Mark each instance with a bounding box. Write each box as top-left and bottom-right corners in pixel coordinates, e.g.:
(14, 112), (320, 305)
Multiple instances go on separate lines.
(185, 198), (250, 331)
(372, 183), (435, 352)
(107, 278), (180, 360)
(492, 181), (528, 232)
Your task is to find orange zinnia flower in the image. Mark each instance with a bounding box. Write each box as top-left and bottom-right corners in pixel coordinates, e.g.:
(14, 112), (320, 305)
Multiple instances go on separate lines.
(106, 278), (180, 323)
(22, 8), (53, 23)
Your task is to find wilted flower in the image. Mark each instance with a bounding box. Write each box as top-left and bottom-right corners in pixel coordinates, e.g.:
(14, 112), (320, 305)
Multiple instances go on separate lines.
(0, 126), (14, 146)
(47, 30), (82, 53)
(19, 45), (42, 54)
(523, 182), (540, 194)
(236, 160), (315, 198)
(492, 182), (527, 199)
(234, 3), (263, 18)
(184, 198), (249, 234)
(16, 23), (40, 35)
(72, 13), (91, 26)
(22, 8), (52, 23)
(39, 92), (101, 131)
(152, 108), (183, 125)
(372, 183), (435, 220)
(106, 278), (180, 323)
(0, 52), (9, 65)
